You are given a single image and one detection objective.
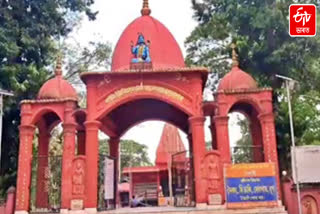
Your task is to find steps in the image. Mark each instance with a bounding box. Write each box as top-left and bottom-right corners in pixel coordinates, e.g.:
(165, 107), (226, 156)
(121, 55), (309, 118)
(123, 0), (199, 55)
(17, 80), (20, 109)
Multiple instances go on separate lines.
(101, 206), (288, 214)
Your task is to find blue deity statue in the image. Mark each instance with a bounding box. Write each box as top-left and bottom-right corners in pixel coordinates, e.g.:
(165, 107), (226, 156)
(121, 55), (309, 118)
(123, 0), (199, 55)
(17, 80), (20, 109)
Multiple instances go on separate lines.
(131, 33), (151, 63)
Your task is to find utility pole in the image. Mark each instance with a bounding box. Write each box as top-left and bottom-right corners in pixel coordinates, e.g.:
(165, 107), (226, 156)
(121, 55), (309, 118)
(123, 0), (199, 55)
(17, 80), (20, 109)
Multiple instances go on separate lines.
(0, 89), (14, 170)
(275, 75), (302, 214)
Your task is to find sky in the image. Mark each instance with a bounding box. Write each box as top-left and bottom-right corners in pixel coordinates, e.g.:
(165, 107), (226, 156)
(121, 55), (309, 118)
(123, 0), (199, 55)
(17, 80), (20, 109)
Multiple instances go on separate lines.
(74, 0), (197, 56)
(74, 0), (242, 163)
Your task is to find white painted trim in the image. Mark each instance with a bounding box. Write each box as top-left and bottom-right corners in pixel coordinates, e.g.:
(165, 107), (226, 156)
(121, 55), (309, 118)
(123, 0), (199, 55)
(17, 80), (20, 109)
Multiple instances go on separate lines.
(84, 208), (97, 214)
(14, 211), (28, 214)
(196, 203), (207, 209)
(60, 209), (69, 214)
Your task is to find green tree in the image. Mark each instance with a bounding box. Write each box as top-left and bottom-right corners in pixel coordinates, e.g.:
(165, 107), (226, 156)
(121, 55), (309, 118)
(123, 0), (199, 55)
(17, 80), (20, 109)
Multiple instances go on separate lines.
(120, 140), (152, 170)
(231, 115), (254, 164)
(0, 0), (97, 193)
(187, 0), (320, 91)
(187, 0), (320, 170)
(62, 39), (112, 85)
(99, 139), (152, 170)
(276, 90), (320, 170)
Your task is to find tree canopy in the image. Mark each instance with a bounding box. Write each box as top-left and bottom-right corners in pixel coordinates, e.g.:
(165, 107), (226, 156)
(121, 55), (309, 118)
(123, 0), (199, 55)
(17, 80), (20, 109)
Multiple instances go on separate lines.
(99, 139), (152, 171)
(187, 0), (320, 170)
(187, 0), (320, 90)
(0, 0), (105, 193)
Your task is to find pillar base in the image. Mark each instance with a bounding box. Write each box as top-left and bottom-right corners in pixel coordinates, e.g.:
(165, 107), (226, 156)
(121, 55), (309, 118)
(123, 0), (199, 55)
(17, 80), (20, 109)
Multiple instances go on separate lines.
(68, 210), (86, 214)
(60, 209), (69, 214)
(196, 203), (208, 209)
(84, 208), (97, 214)
(207, 204), (226, 210)
(14, 211), (29, 214)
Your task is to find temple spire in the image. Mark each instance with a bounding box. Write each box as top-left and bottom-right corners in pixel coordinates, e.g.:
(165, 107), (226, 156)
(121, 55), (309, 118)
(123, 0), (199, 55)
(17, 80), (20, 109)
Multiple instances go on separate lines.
(55, 55), (62, 76)
(231, 43), (239, 68)
(141, 0), (151, 16)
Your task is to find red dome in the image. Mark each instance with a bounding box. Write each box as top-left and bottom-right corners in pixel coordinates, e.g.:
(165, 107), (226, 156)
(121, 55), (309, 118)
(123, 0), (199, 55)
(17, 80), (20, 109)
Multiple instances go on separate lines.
(218, 66), (257, 91)
(111, 15), (185, 71)
(38, 75), (77, 100)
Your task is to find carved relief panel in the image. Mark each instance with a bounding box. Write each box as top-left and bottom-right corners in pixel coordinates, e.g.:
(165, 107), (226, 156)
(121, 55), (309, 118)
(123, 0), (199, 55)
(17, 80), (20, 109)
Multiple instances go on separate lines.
(302, 195), (318, 214)
(72, 157), (86, 196)
(201, 152), (222, 194)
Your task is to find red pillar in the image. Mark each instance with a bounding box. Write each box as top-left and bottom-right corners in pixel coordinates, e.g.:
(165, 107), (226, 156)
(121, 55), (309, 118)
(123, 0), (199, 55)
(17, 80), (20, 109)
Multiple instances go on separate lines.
(84, 121), (101, 209)
(214, 116), (231, 164)
(77, 130), (86, 155)
(109, 137), (120, 207)
(189, 116), (207, 205)
(35, 131), (50, 208)
(60, 123), (77, 209)
(259, 113), (281, 199)
(15, 125), (35, 212)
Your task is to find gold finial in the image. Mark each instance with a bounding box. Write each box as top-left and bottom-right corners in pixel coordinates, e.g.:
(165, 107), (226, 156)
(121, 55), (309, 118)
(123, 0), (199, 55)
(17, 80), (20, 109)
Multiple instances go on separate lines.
(231, 43), (239, 68)
(141, 0), (151, 16)
(55, 55), (62, 76)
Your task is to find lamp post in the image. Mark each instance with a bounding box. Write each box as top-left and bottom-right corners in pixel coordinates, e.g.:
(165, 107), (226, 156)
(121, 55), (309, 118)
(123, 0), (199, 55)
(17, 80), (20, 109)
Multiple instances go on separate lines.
(275, 75), (302, 214)
(0, 89), (14, 170)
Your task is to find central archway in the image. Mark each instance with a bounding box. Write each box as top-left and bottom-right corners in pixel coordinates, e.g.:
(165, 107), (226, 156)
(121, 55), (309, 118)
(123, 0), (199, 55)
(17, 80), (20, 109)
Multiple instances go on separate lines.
(81, 68), (208, 209)
(96, 97), (194, 208)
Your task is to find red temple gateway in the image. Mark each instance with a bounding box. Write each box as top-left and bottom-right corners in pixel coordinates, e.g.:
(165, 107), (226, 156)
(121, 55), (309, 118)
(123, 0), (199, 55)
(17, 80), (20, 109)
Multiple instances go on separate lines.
(15, 0), (286, 213)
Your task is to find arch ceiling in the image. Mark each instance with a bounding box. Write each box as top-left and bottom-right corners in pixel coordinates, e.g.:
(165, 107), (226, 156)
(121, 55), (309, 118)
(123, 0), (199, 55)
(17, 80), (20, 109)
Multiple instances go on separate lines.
(101, 98), (189, 136)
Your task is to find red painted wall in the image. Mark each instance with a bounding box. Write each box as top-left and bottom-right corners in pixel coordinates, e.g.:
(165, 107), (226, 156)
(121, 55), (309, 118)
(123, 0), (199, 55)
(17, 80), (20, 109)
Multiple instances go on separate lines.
(282, 180), (320, 214)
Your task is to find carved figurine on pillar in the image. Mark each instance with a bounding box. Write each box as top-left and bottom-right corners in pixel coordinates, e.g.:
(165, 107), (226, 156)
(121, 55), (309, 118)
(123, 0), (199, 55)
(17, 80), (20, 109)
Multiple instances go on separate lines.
(72, 159), (85, 196)
(200, 152), (223, 205)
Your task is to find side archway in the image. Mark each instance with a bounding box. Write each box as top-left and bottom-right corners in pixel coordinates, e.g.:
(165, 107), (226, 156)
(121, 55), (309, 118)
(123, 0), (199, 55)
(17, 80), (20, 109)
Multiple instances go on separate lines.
(31, 107), (64, 126)
(228, 101), (264, 163)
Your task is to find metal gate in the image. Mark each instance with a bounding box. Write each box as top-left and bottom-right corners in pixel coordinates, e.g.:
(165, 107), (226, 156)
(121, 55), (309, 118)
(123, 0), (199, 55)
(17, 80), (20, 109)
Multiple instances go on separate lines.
(171, 151), (195, 207)
(30, 155), (62, 213)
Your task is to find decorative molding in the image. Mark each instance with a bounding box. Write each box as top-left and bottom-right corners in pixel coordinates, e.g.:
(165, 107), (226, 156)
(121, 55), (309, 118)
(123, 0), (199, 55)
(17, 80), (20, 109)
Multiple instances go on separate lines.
(189, 116), (205, 125)
(175, 72), (189, 82)
(214, 87), (272, 95)
(81, 67), (208, 77)
(21, 98), (77, 104)
(97, 74), (112, 91)
(105, 85), (185, 103)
